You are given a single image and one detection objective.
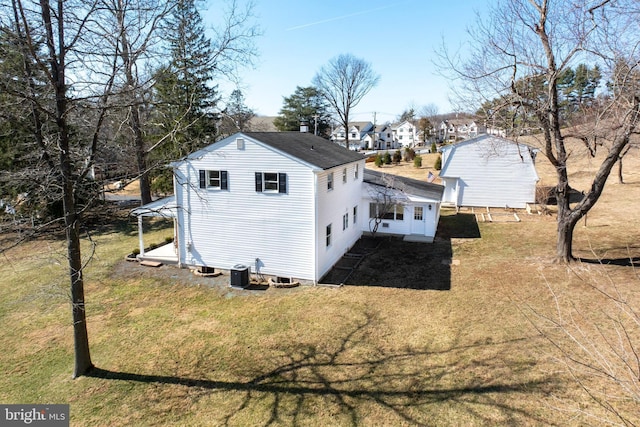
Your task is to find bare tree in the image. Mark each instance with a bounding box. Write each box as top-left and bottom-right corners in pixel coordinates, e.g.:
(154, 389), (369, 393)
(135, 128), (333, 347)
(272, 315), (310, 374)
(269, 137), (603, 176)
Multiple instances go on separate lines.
(441, 0), (640, 262)
(4, 0), (108, 377)
(365, 173), (406, 238)
(100, 0), (174, 205)
(418, 103), (439, 144)
(313, 54), (379, 149)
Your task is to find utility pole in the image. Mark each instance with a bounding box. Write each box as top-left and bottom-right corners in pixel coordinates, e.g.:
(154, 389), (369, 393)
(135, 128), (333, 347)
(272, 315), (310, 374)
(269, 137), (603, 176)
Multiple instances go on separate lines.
(372, 111), (377, 150)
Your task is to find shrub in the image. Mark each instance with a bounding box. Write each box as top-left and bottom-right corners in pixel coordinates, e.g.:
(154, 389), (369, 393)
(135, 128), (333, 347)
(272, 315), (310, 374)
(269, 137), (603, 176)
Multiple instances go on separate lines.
(404, 147), (416, 162)
(414, 155), (422, 168)
(434, 155), (442, 170)
(393, 150), (402, 164)
(374, 153), (383, 167)
(383, 151), (392, 165)
(431, 142), (437, 153)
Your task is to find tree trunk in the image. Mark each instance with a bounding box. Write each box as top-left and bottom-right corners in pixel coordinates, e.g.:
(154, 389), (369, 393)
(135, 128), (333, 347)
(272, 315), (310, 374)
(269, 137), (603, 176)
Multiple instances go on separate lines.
(556, 213), (577, 262)
(66, 200), (94, 378)
(42, 0), (93, 378)
(117, 3), (152, 205)
(137, 142), (152, 204)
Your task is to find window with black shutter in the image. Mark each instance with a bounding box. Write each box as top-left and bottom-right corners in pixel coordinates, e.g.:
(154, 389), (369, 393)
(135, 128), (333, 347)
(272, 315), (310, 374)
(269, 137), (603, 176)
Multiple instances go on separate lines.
(255, 172), (287, 193)
(200, 170), (228, 190)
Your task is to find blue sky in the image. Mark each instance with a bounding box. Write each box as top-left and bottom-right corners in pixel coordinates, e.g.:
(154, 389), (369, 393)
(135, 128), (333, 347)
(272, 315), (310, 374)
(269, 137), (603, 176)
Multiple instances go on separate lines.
(205, 0), (479, 123)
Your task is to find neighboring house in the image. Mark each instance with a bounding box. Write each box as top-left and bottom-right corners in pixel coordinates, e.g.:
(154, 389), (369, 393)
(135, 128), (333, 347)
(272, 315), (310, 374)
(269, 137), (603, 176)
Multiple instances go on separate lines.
(392, 120), (418, 148)
(331, 121), (374, 150)
(438, 135), (539, 209)
(438, 119), (485, 142)
(362, 124), (395, 150)
(132, 132), (444, 284)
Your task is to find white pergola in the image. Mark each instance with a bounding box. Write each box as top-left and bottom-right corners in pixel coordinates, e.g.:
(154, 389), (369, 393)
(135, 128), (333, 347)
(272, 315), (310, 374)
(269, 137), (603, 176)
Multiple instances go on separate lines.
(130, 196), (178, 257)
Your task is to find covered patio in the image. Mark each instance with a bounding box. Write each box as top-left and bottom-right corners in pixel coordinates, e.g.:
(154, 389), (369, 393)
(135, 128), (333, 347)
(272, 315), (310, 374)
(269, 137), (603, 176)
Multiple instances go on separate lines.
(130, 196), (179, 265)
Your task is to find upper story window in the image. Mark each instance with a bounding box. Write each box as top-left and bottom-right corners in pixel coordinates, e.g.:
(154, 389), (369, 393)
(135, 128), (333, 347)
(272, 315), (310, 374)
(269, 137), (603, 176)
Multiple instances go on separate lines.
(326, 224), (332, 247)
(354, 164), (359, 179)
(327, 172), (334, 191)
(342, 168), (347, 183)
(199, 170), (228, 190)
(255, 172), (287, 193)
(343, 213), (348, 230)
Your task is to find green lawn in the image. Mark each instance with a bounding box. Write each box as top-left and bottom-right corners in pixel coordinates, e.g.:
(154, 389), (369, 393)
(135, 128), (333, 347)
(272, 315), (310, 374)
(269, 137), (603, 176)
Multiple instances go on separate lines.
(1, 192), (639, 425)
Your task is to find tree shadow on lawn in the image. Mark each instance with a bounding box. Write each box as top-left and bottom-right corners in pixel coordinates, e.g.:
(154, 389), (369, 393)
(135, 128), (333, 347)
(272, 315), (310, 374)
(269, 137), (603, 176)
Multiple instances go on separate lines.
(87, 312), (557, 426)
(334, 213), (480, 290)
(578, 257), (640, 267)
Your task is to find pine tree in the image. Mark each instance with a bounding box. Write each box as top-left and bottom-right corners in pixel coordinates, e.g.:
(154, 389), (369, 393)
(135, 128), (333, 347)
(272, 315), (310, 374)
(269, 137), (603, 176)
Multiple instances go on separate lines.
(152, 0), (218, 159)
(274, 86), (332, 137)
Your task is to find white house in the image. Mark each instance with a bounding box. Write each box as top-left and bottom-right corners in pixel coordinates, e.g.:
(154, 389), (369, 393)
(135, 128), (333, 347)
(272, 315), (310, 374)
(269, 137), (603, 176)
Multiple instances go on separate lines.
(438, 119), (485, 142)
(392, 121), (418, 148)
(362, 124), (395, 150)
(132, 132), (444, 284)
(438, 135), (539, 209)
(331, 121), (374, 150)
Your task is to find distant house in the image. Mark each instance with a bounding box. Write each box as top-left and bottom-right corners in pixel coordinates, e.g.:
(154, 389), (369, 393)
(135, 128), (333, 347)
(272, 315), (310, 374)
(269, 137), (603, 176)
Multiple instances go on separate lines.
(438, 119), (485, 142)
(132, 132), (444, 283)
(438, 135), (539, 208)
(362, 124), (395, 150)
(392, 120), (418, 148)
(331, 121), (374, 150)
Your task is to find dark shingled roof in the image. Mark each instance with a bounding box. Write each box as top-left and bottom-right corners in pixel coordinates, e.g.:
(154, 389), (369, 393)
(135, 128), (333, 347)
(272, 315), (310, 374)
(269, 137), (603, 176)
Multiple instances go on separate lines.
(363, 169), (444, 201)
(243, 132), (365, 170)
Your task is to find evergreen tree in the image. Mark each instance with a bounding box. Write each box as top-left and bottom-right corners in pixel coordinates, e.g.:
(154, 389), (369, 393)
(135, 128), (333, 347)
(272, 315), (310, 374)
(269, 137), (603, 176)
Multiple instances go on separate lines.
(274, 86), (332, 137)
(225, 89), (254, 132)
(152, 0), (218, 159)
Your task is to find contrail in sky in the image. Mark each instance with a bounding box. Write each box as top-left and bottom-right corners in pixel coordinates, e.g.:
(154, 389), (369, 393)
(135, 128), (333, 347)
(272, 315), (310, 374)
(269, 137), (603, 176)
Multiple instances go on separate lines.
(286, 2), (407, 31)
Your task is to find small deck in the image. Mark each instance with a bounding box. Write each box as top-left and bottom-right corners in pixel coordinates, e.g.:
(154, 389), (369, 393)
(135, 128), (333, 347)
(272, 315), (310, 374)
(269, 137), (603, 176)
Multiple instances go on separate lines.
(138, 243), (179, 265)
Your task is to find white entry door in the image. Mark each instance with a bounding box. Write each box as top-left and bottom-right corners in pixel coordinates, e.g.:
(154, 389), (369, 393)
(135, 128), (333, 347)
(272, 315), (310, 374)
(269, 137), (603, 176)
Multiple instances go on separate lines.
(411, 206), (426, 235)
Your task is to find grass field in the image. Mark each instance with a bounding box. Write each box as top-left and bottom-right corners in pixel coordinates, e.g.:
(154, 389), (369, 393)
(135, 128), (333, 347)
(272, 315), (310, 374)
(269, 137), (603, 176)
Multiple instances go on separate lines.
(1, 140), (639, 426)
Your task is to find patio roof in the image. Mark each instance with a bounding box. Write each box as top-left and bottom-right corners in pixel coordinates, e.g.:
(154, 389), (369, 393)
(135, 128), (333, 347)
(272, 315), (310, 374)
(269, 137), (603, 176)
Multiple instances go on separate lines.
(130, 196), (178, 218)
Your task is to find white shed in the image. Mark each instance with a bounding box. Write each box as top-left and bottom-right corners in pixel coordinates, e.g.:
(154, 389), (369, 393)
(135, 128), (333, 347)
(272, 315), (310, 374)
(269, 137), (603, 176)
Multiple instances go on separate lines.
(438, 135), (539, 208)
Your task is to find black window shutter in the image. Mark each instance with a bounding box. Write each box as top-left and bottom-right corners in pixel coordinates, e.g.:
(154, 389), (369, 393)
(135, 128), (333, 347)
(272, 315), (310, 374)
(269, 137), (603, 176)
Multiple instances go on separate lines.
(199, 170), (206, 188)
(278, 173), (287, 193)
(221, 171), (228, 190)
(255, 172), (262, 192)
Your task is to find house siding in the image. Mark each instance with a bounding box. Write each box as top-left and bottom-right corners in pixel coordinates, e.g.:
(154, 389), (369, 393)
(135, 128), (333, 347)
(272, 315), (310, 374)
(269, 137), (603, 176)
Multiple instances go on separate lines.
(315, 161), (365, 279)
(440, 136), (539, 208)
(175, 136), (317, 280)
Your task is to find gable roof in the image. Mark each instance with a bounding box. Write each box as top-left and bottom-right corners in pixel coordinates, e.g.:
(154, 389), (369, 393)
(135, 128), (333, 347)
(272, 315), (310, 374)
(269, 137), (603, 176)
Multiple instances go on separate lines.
(363, 169), (444, 201)
(439, 135), (538, 177)
(439, 134), (537, 154)
(242, 132), (365, 170)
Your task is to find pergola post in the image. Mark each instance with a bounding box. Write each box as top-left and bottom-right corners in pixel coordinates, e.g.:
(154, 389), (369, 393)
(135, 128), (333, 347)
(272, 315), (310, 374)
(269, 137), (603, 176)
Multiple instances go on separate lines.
(138, 215), (145, 256)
